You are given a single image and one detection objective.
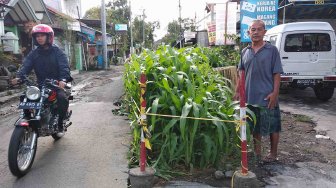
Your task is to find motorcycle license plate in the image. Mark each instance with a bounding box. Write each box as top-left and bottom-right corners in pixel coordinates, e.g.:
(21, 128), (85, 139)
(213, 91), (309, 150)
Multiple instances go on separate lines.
(18, 102), (42, 109)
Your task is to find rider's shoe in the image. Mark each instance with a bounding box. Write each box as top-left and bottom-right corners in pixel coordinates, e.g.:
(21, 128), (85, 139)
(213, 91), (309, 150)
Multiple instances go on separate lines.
(56, 131), (65, 137)
(56, 125), (65, 137)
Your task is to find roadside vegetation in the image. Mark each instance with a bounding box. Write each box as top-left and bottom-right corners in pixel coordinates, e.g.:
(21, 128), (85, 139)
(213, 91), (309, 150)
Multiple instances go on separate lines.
(123, 45), (251, 178)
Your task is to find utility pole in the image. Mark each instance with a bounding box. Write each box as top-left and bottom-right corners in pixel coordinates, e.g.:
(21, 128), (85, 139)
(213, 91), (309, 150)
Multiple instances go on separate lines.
(129, 0), (134, 54)
(283, 0), (286, 24)
(142, 9), (145, 48)
(178, 0), (182, 48)
(101, 0), (108, 69)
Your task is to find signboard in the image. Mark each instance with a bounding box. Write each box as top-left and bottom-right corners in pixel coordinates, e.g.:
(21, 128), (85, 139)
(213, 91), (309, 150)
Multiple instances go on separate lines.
(67, 21), (81, 32)
(226, 2), (237, 45)
(240, 0), (278, 42)
(207, 22), (216, 46)
(81, 26), (95, 42)
(184, 31), (196, 41)
(115, 24), (127, 31)
(215, 4), (226, 45)
(208, 2), (237, 46)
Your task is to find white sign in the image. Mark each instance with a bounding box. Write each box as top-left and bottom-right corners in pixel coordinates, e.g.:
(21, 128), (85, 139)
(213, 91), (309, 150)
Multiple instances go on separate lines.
(215, 4), (226, 45)
(215, 2), (237, 45)
(67, 21), (81, 32)
(115, 24), (127, 31)
(241, 2), (257, 12)
(226, 2), (237, 45)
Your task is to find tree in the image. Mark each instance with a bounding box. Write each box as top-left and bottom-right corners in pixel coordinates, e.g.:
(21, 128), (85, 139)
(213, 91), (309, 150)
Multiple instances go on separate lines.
(161, 20), (180, 46)
(83, 7), (101, 19)
(132, 16), (160, 49)
(84, 0), (159, 55)
(160, 18), (196, 46)
(182, 18), (196, 32)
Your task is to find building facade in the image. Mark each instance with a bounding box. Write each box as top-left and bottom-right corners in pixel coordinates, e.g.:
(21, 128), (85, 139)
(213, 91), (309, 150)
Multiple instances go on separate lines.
(43, 0), (81, 19)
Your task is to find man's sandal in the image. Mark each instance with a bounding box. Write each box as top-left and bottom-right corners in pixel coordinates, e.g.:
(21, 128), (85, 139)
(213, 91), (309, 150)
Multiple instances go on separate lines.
(263, 154), (279, 163)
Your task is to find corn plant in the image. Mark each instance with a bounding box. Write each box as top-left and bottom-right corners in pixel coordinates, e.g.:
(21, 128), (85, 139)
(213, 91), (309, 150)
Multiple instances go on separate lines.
(202, 46), (241, 68)
(124, 46), (251, 175)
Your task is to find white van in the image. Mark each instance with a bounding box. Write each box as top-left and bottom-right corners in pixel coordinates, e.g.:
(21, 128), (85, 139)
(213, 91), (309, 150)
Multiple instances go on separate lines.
(265, 22), (336, 101)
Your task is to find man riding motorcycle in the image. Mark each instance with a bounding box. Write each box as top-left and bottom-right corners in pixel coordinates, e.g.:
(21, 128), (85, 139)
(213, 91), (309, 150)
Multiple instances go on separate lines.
(12, 24), (72, 137)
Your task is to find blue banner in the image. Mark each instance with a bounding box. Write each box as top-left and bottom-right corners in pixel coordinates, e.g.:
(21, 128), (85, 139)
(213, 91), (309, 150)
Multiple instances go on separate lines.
(240, 0), (278, 42)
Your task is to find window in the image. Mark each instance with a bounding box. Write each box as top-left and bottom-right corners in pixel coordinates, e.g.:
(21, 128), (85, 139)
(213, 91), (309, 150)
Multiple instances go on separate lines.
(284, 33), (331, 52)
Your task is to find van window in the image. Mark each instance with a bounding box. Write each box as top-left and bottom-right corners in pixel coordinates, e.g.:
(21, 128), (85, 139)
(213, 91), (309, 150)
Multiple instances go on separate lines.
(284, 33), (331, 52)
(269, 36), (277, 45)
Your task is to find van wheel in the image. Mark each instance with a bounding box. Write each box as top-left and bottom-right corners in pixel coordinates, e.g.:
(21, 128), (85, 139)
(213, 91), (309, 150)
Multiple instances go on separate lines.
(314, 87), (334, 101)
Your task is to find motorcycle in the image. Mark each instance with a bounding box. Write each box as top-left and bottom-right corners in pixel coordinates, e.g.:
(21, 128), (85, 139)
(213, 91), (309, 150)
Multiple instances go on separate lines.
(7, 77), (73, 177)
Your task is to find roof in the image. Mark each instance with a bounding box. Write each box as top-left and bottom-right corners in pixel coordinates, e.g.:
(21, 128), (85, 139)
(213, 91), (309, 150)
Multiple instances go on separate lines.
(47, 6), (76, 22)
(281, 0), (336, 19)
(266, 22), (334, 35)
(78, 19), (113, 29)
(46, 6), (81, 31)
(3, 0), (52, 24)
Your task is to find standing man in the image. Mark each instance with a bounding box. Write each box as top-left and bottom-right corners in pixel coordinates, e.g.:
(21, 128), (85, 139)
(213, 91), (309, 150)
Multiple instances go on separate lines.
(235, 20), (283, 162)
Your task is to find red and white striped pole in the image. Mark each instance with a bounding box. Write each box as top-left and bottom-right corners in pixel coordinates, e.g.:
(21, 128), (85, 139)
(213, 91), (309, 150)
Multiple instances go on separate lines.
(140, 73), (147, 172)
(239, 70), (248, 175)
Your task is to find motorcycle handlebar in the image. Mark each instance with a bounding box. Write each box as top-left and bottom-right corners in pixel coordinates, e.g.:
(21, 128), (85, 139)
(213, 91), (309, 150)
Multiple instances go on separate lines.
(45, 79), (71, 90)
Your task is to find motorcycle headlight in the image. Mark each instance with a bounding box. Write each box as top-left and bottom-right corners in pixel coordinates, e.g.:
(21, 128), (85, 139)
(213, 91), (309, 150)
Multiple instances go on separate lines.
(26, 86), (41, 100)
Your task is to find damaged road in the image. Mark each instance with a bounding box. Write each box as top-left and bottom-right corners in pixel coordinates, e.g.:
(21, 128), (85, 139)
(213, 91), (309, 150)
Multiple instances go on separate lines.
(256, 89), (336, 188)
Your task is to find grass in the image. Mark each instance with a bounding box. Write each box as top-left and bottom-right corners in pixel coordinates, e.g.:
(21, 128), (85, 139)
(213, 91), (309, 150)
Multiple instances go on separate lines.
(293, 114), (313, 123)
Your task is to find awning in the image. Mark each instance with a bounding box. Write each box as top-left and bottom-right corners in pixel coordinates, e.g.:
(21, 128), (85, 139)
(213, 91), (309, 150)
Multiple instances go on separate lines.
(79, 19), (113, 28)
(3, 0), (52, 24)
(278, 1), (336, 20)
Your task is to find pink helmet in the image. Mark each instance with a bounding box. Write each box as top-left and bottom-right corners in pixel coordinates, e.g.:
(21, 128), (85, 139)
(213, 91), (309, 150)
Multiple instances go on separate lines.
(31, 24), (54, 45)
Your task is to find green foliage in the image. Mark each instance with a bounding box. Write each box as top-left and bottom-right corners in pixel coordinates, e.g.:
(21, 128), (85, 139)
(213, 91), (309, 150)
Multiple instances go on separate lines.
(203, 46), (241, 68)
(124, 46), (251, 175)
(83, 7), (101, 19)
(160, 20), (180, 46)
(161, 18), (196, 46)
(132, 17), (160, 49)
(293, 114), (313, 123)
(84, 0), (160, 53)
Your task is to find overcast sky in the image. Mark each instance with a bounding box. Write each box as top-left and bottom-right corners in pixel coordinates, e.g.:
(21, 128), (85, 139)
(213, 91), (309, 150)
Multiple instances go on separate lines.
(81, 0), (226, 39)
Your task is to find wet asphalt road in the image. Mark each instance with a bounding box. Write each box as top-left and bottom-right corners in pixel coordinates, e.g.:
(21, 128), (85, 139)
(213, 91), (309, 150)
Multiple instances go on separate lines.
(0, 68), (130, 188)
(279, 87), (336, 141)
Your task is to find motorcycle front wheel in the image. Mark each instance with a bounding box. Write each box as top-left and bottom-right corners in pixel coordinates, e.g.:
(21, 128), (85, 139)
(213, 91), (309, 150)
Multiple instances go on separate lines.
(8, 126), (37, 177)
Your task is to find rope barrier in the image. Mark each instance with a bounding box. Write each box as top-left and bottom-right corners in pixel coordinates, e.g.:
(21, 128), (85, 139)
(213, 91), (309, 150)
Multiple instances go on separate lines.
(145, 112), (241, 124)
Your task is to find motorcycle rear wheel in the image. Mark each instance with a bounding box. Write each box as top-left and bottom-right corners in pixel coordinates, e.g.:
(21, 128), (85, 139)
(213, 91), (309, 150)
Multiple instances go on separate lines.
(8, 126), (37, 177)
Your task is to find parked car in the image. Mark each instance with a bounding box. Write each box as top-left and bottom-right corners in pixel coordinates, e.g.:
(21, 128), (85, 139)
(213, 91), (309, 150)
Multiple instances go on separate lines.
(265, 22), (336, 101)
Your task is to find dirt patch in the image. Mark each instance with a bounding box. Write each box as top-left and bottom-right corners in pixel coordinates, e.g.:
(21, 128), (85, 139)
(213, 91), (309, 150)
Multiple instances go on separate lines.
(154, 111), (336, 187)
(274, 112), (336, 165)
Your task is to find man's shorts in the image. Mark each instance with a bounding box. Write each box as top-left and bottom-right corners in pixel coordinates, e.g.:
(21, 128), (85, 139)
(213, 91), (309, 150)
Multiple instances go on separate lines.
(247, 105), (281, 136)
